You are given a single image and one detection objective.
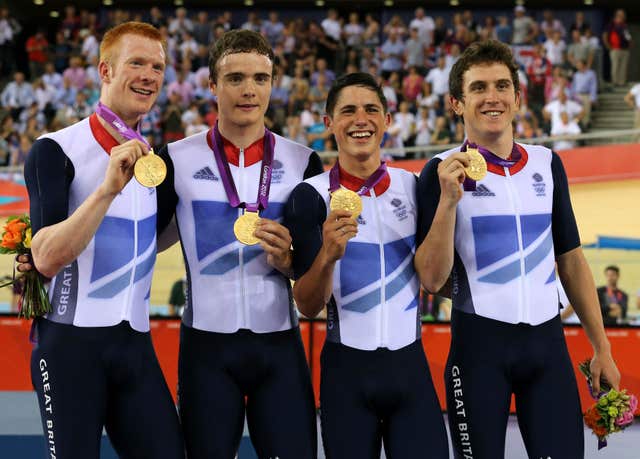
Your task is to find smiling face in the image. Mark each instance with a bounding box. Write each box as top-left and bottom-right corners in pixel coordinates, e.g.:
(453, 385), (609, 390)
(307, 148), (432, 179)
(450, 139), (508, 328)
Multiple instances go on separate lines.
(451, 62), (520, 146)
(325, 85), (390, 166)
(99, 33), (166, 126)
(210, 51), (273, 131)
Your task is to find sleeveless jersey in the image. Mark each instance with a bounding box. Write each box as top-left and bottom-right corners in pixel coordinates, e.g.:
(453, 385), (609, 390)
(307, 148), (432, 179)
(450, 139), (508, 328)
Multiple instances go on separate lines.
(166, 130), (317, 333)
(30, 116), (157, 331)
(432, 143), (578, 325)
(291, 167), (421, 351)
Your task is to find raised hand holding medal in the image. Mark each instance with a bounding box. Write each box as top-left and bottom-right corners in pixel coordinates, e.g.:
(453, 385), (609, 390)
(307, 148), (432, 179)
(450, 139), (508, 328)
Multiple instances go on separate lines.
(461, 141), (520, 191)
(328, 160), (387, 221)
(96, 102), (166, 187)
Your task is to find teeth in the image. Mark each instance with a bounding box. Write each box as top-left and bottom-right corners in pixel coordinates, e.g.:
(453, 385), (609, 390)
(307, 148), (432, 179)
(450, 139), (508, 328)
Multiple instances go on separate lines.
(349, 131), (372, 138)
(132, 88), (152, 95)
(485, 111), (501, 116)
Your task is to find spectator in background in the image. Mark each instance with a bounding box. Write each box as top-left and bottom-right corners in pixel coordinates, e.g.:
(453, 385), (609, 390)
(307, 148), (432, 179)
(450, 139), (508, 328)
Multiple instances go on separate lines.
(52, 30), (71, 73)
(543, 30), (567, 67)
(426, 55), (450, 102)
(526, 44), (552, 119)
(1, 71), (34, 120)
(415, 106), (433, 147)
(430, 115), (451, 145)
(192, 11), (212, 45)
(571, 59), (597, 128)
(550, 111), (581, 151)
(602, 9), (632, 86)
(306, 109), (329, 151)
(262, 11), (284, 47)
(62, 55), (87, 91)
(168, 277), (187, 316)
(570, 11), (590, 35)
(321, 8), (341, 43)
(597, 265), (628, 325)
(495, 16), (512, 44)
(405, 27), (428, 73)
(380, 29), (405, 76)
(624, 81), (640, 142)
(539, 10), (566, 41)
(169, 7), (193, 35)
(402, 65), (424, 107)
(566, 29), (593, 71)
(241, 11), (261, 33)
(343, 12), (364, 51)
(544, 86), (584, 134)
(0, 6), (21, 77)
(25, 28), (49, 79)
(512, 5), (537, 46)
(409, 7), (435, 49)
(362, 13), (380, 49)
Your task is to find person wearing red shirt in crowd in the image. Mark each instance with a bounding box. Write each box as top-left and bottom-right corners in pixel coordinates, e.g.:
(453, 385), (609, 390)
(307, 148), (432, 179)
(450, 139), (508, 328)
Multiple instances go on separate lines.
(25, 28), (49, 79)
(602, 9), (632, 86)
(526, 43), (552, 119)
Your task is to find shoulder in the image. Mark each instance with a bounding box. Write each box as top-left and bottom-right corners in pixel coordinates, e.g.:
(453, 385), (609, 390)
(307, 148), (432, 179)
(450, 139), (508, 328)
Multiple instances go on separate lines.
(273, 132), (314, 156)
(167, 129), (209, 155)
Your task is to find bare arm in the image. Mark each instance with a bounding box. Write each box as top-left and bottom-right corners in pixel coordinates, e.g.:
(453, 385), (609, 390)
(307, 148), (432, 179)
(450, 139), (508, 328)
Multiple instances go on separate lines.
(292, 209), (357, 317)
(415, 153), (469, 293)
(557, 247), (620, 392)
(31, 139), (148, 278)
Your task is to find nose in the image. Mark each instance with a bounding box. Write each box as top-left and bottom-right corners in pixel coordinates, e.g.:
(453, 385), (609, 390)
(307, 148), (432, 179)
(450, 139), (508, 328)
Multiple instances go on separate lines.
(242, 78), (257, 97)
(485, 84), (500, 102)
(354, 107), (368, 125)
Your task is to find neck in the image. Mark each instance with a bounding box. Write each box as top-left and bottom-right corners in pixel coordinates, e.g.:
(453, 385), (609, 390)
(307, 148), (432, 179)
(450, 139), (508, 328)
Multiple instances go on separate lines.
(468, 132), (514, 159)
(338, 152), (381, 179)
(218, 119), (265, 149)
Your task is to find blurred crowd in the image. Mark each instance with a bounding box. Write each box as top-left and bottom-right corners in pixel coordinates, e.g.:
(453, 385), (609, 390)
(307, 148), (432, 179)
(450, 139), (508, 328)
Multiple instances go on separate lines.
(0, 5), (632, 167)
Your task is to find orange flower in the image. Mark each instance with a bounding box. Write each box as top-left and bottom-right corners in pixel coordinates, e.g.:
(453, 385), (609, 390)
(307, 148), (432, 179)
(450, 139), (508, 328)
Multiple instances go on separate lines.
(1, 219), (27, 250)
(584, 405), (601, 429)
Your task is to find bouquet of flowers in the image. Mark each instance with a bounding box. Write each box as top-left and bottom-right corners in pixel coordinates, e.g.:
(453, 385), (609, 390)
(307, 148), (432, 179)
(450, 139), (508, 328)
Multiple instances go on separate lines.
(0, 215), (51, 319)
(579, 359), (637, 449)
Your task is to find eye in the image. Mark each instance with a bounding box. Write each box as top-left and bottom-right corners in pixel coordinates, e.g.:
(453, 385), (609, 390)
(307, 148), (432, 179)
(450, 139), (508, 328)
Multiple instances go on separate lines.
(256, 74), (271, 84)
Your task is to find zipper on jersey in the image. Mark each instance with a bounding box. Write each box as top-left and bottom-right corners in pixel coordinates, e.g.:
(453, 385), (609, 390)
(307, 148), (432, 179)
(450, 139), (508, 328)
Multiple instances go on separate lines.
(504, 168), (527, 323)
(371, 189), (387, 348)
(238, 148), (250, 330)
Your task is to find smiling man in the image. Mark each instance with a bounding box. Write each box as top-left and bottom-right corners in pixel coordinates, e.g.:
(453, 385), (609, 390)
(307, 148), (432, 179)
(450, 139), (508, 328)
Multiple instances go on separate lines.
(284, 72), (449, 459)
(414, 39), (619, 459)
(25, 22), (185, 459)
(156, 30), (321, 459)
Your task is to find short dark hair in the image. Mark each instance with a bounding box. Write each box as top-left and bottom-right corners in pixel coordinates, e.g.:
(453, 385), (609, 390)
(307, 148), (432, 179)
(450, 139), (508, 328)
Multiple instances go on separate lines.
(448, 39), (520, 102)
(325, 72), (387, 116)
(605, 265), (620, 274)
(208, 29), (274, 83)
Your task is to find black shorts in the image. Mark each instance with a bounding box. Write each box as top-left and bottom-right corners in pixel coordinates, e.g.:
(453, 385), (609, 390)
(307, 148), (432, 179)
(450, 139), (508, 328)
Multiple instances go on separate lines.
(178, 325), (317, 459)
(31, 318), (184, 459)
(445, 310), (583, 459)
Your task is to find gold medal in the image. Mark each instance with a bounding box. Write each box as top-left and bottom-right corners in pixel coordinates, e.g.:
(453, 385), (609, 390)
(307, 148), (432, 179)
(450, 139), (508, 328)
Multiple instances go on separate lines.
(330, 188), (363, 219)
(233, 211), (261, 245)
(464, 147), (487, 181)
(134, 149), (167, 187)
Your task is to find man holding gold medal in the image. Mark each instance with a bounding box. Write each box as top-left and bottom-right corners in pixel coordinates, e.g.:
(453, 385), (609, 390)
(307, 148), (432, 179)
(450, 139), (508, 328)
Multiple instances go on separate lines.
(414, 40), (620, 458)
(23, 22), (184, 458)
(156, 30), (322, 458)
(284, 72), (449, 458)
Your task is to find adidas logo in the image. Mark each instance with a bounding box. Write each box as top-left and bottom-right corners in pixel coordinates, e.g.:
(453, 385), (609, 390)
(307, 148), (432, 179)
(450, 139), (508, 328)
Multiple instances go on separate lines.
(193, 166), (219, 181)
(472, 184), (495, 197)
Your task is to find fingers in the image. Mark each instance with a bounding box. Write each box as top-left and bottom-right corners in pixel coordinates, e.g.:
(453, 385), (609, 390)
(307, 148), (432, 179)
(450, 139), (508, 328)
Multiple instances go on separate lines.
(110, 139), (148, 169)
(254, 219), (292, 254)
(325, 210), (358, 239)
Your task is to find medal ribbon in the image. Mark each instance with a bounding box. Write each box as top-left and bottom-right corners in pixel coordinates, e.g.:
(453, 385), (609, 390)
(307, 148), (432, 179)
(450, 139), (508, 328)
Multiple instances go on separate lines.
(461, 140), (521, 191)
(210, 122), (275, 212)
(95, 102), (150, 149)
(328, 160), (388, 195)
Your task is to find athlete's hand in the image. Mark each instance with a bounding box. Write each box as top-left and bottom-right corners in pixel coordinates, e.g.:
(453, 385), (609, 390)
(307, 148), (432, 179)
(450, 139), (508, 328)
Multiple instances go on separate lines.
(590, 349), (621, 393)
(16, 253), (34, 273)
(321, 210), (358, 263)
(101, 139), (148, 196)
(255, 218), (294, 276)
(437, 153), (470, 206)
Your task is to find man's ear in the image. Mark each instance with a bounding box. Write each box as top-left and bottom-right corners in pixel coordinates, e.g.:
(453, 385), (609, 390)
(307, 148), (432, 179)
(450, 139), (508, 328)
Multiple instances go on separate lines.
(98, 61), (111, 84)
(450, 95), (463, 116)
(324, 114), (332, 131)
